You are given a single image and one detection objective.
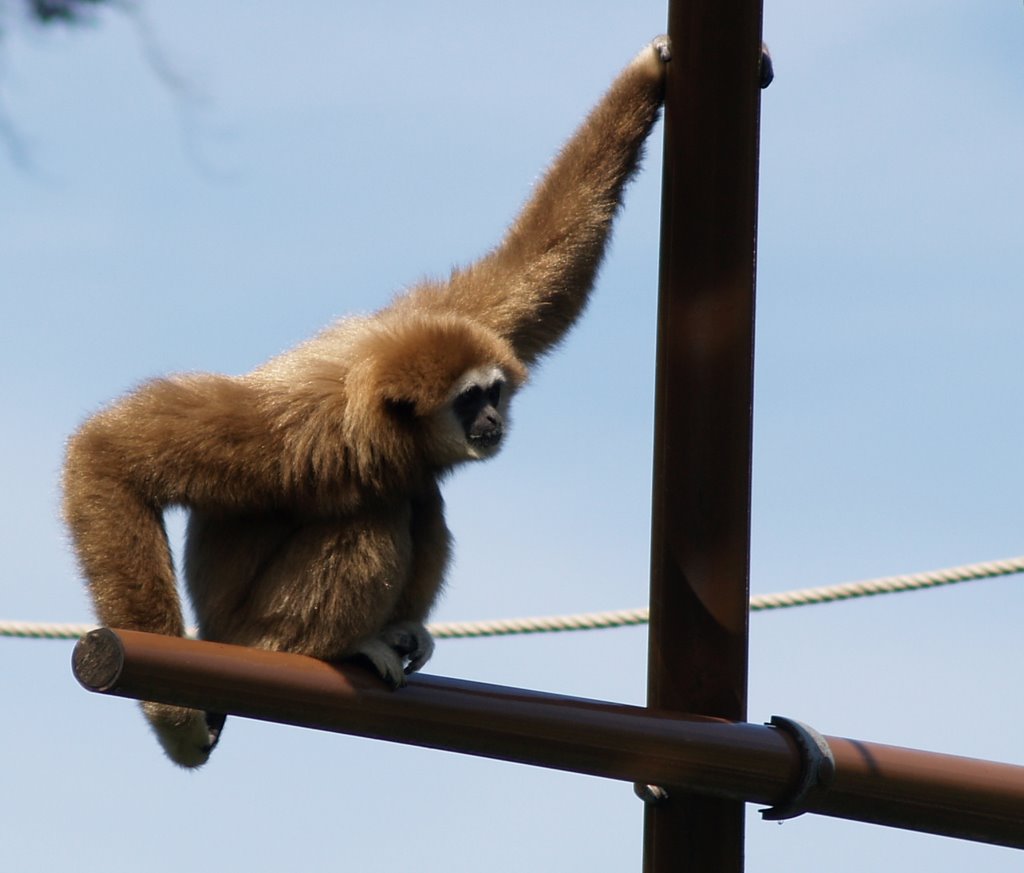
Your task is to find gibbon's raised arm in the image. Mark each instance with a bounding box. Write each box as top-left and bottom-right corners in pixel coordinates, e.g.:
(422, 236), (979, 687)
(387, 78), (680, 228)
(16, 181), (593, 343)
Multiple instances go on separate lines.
(399, 38), (670, 367)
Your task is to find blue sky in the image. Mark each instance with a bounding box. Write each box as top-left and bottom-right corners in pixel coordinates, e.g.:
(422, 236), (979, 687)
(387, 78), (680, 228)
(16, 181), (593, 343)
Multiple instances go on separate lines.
(1, 2), (1022, 870)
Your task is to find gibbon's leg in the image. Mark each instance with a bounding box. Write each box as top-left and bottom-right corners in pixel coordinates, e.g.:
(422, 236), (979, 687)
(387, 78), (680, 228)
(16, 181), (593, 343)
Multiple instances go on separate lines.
(368, 481), (453, 678)
(135, 507), (419, 762)
(187, 507), (422, 681)
(390, 482), (452, 623)
(183, 510), (308, 645)
(405, 37), (671, 367)
(236, 512), (424, 687)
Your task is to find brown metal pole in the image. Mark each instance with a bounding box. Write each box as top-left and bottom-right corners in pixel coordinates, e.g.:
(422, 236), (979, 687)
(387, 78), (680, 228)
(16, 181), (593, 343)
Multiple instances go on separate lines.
(72, 629), (1024, 849)
(644, 0), (766, 870)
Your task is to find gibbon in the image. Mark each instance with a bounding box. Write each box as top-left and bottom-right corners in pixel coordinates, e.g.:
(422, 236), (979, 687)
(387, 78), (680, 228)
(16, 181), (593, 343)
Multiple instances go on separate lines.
(63, 37), (671, 768)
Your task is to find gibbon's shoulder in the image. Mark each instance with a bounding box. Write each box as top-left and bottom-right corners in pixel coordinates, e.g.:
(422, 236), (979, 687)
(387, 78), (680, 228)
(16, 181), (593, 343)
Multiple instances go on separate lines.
(249, 305), (527, 417)
(248, 314), (374, 384)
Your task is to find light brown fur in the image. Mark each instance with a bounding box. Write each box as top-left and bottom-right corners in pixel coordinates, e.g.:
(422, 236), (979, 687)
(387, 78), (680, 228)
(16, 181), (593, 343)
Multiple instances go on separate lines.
(62, 38), (670, 766)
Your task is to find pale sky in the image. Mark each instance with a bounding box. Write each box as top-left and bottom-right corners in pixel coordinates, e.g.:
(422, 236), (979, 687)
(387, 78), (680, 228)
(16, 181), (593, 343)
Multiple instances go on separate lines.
(2, 2), (1022, 871)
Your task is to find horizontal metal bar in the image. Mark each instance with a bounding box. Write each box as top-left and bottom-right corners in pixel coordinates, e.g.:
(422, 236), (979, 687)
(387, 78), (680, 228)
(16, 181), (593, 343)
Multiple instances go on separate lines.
(72, 628), (793, 799)
(73, 629), (1024, 849)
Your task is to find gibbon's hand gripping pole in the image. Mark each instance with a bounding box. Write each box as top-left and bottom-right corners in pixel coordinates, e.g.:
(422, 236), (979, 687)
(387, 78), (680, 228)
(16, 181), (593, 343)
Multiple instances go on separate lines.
(73, 629), (1024, 849)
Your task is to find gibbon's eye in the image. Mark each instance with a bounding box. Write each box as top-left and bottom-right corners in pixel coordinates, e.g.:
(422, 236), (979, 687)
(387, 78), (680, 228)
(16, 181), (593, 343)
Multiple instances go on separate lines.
(486, 379), (504, 407)
(452, 385), (484, 420)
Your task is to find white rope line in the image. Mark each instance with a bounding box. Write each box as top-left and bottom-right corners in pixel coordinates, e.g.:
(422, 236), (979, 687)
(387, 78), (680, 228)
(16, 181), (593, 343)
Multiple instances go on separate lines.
(0, 621), (99, 640)
(431, 554), (1024, 638)
(747, 555), (1024, 611)
(429, 607), (652, 639)
(3, 554), (1022, 641)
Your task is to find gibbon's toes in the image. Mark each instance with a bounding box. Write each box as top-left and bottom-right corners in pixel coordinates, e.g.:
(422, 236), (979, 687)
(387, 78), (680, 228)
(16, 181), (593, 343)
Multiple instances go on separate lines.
(403, 639), (434, 676)
(652, 35), (671, 64)
(380, 620), (436, 675)
(351, 637), (408, 688)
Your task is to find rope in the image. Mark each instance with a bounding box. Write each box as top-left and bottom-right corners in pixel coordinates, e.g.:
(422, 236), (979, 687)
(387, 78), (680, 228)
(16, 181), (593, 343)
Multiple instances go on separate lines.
(748, 555), (1024, 611)
(429, 607), (652, 639)
(0, 621), (98, 640)
(430, 554), (1024, 638)
(4, 554), (1022, 642)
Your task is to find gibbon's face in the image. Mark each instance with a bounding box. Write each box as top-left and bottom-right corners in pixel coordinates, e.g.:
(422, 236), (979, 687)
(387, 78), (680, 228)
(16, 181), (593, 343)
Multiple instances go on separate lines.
(425, 365), (510, 465)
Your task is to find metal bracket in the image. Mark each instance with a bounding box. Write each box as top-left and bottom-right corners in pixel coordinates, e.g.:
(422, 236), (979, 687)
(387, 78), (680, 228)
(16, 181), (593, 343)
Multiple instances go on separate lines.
(634, 782), (670, 805)
(760, 715), (836, 821)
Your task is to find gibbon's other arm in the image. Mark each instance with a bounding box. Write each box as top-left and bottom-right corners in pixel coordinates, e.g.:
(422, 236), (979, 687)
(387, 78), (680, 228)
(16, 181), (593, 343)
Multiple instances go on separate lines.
(400, 37), (671, 368)
(62, 375), (282, 636)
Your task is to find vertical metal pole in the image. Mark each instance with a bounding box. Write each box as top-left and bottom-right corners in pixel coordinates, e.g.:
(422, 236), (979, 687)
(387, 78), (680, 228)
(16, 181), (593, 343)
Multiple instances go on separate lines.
(644, 1), (766, 870)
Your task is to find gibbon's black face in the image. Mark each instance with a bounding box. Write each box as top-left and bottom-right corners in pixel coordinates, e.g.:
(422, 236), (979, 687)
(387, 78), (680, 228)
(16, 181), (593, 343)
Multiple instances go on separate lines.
(452, 377), (505, 449)
(421, 365), (513, 466)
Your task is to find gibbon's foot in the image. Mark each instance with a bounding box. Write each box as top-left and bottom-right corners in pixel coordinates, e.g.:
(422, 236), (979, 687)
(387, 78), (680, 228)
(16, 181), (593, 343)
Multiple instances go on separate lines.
(142, 701), (218, 768)
(351, 637), (407, 688)
(381, 620), (435, 675)
(351, 621), (436, 688)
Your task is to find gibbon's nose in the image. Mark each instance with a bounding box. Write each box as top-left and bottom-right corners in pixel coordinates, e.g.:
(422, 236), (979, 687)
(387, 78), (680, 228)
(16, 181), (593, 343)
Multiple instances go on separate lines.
(470, 413), (503, 448)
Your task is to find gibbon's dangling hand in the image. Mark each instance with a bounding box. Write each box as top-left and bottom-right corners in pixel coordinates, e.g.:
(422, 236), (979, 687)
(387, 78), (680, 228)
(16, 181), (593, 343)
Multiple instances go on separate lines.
(63, 37), (673, 768)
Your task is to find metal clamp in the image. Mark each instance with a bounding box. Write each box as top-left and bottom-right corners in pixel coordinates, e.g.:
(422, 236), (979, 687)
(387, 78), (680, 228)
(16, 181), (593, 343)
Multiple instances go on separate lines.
(760, 715), (836, 821)
(634, 782), (670, 805)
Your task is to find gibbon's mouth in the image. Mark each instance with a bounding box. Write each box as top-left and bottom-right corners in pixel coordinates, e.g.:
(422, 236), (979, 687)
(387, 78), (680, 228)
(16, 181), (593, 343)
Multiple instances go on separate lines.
(469, 430), (502, 449)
